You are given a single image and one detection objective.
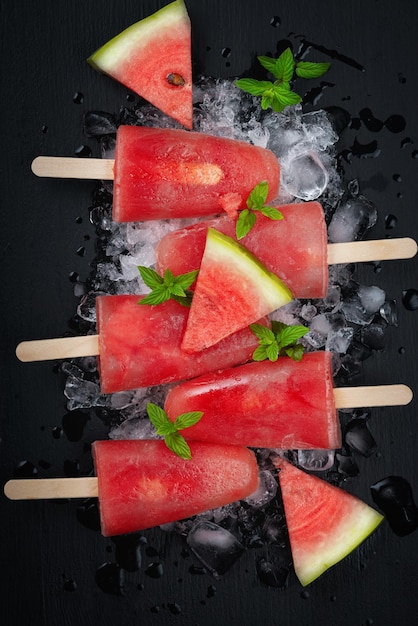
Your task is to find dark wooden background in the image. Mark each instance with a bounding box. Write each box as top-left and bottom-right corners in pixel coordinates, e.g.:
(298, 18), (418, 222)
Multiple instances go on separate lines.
(1, 1), (418, 624)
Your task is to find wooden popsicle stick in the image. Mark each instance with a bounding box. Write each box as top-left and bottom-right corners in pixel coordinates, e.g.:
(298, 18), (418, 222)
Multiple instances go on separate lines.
(16, 335), (99, 362)
(327, 237), (417, 264)
(31, 156), (115, 180)
(333, 384), (413, 408)
(4, 477), (98, 500)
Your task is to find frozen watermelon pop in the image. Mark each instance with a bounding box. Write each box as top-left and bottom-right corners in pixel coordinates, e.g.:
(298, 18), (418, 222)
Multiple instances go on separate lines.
(15, 296), (268, 394)
(155, 201), (418, 299)
(31, 125), (281, 222)
(4, 439), (259, 537)
(164, 351), (413, 450)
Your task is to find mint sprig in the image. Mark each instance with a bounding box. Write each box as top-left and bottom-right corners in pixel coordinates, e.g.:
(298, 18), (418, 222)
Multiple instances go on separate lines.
(236, 181), (283, 239)
(236, 47), (330, 113)
(250, 321), (308, 362)
(138, 266), (199, 307)
(146, 403), (203, 460)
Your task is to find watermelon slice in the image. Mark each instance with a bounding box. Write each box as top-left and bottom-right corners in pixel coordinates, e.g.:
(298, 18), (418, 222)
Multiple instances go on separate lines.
(87, 0), (193, 129)
(181, 228), (293, 352)
(275, 458), (384, 586)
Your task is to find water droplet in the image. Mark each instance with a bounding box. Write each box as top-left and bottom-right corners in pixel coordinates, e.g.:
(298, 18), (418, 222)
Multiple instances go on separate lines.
(72, 91), (84, 104)
(207, 584), (217, 597)
(42, 125), (48, 134)
(400, 137), (412, 149)
(300, 590), (310, 599)
(13, 460), (38, 478)
(52, 426), (63, 439)
(384, 114), (406, 133)
(62, 410), (89, 442)
(145, 562), (164, 579)
(221, 47), (231, 58)
(359, 108), (383, 132)
(95, 563), (125, 595)
(168, 602), (182, 615)
(126, 93), (135, 102)
(270, 16), (281, 27)
(398, 346), (405, 354)
(350, 137), (380, 158)
(113, 534), (142, 572)
(402, 288), (418, 310)
(76, 246), (86, 257)
(412, 150), (418, 159)
(63, 578), (77, 592)
(63, 459), (80, 477)
(371, 476), (418, 536)
(398, 72), (407, 84)
(69, 271), (79, 283)
(393, 173), (402, 183)
(76, 498), (101, 531)
(74, 145), (92, 157)
(75, 216), (83, 224)
(385, 214), (397, 229)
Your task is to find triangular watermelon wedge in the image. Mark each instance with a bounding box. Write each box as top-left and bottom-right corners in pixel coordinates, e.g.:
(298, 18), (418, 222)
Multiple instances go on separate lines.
(181, 228), (293, 352)
(275, 458), (384, 586)
(87, 0), (193, 129)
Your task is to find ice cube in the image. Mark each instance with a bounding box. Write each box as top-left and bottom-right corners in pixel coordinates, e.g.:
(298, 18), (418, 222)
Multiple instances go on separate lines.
(243, 470), (278, 508)
(281, 149), (329, 201)
(297, 449), (335, 471)
(328, 194), (378, 243)
(186, 521), (245, 578)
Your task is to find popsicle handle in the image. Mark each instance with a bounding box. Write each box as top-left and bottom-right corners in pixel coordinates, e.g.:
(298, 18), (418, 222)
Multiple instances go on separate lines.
(16, 334), (100, 362)
(4, 477), (98, 500)
(333, 384), (413, 409)
(327, 238), (417, 264)
(31, 156), (115, 180)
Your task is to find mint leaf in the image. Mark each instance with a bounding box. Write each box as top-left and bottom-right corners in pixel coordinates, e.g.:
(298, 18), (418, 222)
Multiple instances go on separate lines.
(138, 266), (198, 307)
(146, 404), (203, 459)
(138, 266), (163, 289)
(251, 322), (308, 362)
(174, 411), (203, 430)
(147, 403), (176, 436)
(257, 55), (279, 76)
(165, 432), (192, 460)
(247, 180), (269, 209)
(249, 323), (276, 343)
(173, 269), (199, 290)
(295, 61), (330, 79)
(260, 206), (283, 220)
(235, 48), (331, 113)
(266, 342), (280, 362)
(236, 209), (256, 239)
(279, 325), (310, 347)
(235, 78), (274, 96)
(273, 48), (295, 82)
(236, 181), (283, 239)
(252, 345), (269, 361)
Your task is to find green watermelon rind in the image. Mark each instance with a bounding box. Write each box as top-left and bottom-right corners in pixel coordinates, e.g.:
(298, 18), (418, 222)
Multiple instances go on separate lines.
(206, 227), (294, 311)
(87, 0), (189, 73)
(277, 459), (384, 587)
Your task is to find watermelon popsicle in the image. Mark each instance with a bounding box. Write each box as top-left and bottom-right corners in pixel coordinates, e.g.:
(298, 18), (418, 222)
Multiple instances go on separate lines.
(155, 201), (418, 299)
(31, 125), (281, 222)
(4, 439), (260, 537)
(15, 295), (268, 394)
(164, 351), (413, 450)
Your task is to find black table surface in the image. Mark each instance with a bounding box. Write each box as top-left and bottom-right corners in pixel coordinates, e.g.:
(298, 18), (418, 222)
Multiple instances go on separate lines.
(1, 1), (418, 624)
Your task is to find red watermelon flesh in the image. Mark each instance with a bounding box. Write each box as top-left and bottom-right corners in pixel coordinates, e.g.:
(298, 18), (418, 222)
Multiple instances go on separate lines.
(93, 439), (259, 536)
(181, 228), (293, 353)
(164, 351), (341, 449)
(275, 458), (384, 586)
(156, 201), (328, 299)
(96, 294), (269, 394)
(87, 0), (193, 129)
(113, 125), (280, 222)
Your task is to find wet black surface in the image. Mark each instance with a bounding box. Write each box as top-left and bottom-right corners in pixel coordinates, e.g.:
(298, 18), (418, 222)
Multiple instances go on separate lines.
(1, 1), (418, 624)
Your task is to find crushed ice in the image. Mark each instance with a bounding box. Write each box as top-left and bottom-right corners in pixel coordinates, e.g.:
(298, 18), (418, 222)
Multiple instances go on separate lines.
(64, 78), (398, 579)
